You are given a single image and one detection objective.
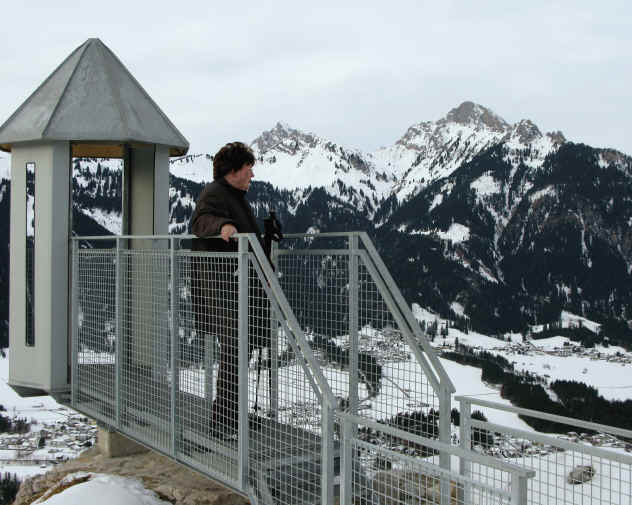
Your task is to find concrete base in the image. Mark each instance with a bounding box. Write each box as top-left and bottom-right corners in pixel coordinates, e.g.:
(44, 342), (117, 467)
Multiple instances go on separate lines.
(97, 428), (149, 458)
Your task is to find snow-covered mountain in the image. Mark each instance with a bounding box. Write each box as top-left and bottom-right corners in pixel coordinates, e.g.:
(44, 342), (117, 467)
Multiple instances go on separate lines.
(372, 101), (514, 201)
(0, 155), (9, 181)
(245, 102), (568, 209)
(1, 101), (631, 344)
(169, 153), (213, 183)
(251, 122), (394, 217)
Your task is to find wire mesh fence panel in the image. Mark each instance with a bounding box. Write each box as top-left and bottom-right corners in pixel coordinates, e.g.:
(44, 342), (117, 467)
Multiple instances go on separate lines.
(71, 233), (468, 504)
(74, 248), (117, 423)
(274, 234), (450, 504)
(277, 249), (350, 397)
(248, 253), (330, 505)
(119, 248), (172, 453)
(350, 436), (513, 505)
(176, 251), (241, 482)
(356, 254), (441, 447)
(277, 237), (442, 443)
(466, 420), (632, 505)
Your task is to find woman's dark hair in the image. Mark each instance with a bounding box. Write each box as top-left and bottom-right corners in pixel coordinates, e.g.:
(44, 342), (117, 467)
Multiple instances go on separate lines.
(213, 141), (255, 180)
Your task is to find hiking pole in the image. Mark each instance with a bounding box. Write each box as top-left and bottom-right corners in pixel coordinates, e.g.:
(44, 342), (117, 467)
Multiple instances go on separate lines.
(252, 210), (283, 418)
(253, 348), (263, 413)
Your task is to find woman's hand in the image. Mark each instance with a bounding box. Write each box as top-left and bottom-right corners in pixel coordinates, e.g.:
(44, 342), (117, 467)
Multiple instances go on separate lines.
(220, 223), (238, 242)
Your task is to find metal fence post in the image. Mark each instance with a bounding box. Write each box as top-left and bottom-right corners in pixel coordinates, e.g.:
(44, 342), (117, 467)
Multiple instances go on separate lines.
(511, 471), (528, 505)
(203, 326), (214, 411)
(169, 237), (179, 456)
(270, 240), (279, 421)
(459, 397), (472, 505)
(115, 238), (122, 427)
(70, 240), (79, 407)
(238, 235), (250, 491)
(321, 404), (335, 505)
(346, 234), (358, 505)
(340, 416), (353, 505)
(348, 234), (359, 417)
(439, 386), (452, 505)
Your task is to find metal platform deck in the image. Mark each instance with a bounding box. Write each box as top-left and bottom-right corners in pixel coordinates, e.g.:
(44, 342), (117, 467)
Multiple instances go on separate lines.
(75, 363), (339, 503)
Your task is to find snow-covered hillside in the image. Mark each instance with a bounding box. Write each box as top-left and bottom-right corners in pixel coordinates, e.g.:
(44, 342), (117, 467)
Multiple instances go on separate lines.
(249, 103), (568, 209)
(0, 154), (9, 180)
(251, 122), (394, 216)
(169, 154), (213, 183)
(413, 305), (632, 403)
(160, 102), (570, 224)
(373, 102), (512, 202)
(0, 352), (95, 479)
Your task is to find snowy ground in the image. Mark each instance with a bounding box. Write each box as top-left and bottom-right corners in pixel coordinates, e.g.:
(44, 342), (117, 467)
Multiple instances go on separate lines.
(0, 353), (73, 425)
(0, 352), (96, 479)
(531, 311), (602, 334)
(413, 304), (632, 402)
(33, 472), (170, 505)
(4, 303), (631, 503)
(438, 357), (534, 431)
(169, 154), (212, 183)
(0, 155), (9, 180)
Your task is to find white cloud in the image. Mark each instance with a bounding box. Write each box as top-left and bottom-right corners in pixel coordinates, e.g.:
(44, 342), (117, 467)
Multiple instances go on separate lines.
(1, 0), (630, 156)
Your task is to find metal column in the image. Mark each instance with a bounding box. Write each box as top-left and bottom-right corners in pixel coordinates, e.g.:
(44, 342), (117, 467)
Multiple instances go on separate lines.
(115, 238), (122, 427)
(170, 237), (180, 456)
(458, 397), (472, 505)
(237, 236), (250, 491)
(348, 234), (359, 416)
(70, 239), (79, 406)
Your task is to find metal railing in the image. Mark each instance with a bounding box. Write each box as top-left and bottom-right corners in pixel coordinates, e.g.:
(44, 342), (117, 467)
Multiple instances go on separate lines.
(71, 231), (534, 504)
(72, 233), (337, 503)
(456, 396), (632, 505)
(339, 412), (534, 505)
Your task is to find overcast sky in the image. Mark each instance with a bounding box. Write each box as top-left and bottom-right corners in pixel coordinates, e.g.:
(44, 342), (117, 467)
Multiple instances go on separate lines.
(1, 1), (630, 156)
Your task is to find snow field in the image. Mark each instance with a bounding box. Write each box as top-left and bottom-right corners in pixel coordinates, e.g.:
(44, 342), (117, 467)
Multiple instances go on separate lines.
(35, 472), (170, 505)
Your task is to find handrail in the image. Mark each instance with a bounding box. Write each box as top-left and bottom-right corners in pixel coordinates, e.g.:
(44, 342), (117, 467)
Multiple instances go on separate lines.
(72, 233), (201, 241)
(469, 418), (632, 465)
(358, 232), (456, 394)
(273, 231), (456, 393)
(456, 395), (632, 440)
(282, 232), (362, 239)
(248, 253), (323, 406)
(71, 232), (264, 241)
(72, 231), (452, 400)
(353, 438), (513, 499)
(339, 412), (536, 479)
(245, 234), (338, 409)
(357, 250), (442, 395)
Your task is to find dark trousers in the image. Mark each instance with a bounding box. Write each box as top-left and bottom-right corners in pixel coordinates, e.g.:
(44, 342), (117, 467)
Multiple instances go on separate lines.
(191, 257), (270, 432)
(211, 322), (259, 430)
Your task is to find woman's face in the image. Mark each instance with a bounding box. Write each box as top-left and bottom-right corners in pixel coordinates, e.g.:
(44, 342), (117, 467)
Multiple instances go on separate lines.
(227, 162), (254, 191)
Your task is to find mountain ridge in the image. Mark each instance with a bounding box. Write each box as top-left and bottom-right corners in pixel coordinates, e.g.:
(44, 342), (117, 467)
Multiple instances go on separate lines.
(0, 101), (631, 345)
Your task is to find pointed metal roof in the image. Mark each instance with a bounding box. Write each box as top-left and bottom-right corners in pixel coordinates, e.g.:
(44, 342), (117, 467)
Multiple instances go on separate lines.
(0, 38), (189, 156)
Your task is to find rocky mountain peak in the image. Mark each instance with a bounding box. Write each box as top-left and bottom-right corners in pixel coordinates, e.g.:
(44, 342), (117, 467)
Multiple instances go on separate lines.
(509, 119), (543, 145)
(444, 101), (510, 133)
(547, 130), (566, 145)
(251, 122), (318, 155)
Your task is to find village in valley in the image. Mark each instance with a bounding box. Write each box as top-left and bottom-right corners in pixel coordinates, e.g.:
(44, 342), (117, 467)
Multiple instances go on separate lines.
(0, 407), (96, 470)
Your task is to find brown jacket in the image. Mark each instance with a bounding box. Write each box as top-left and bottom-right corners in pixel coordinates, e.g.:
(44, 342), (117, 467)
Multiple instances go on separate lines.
(189, 177), (269, 349)
(190, 178), (262, 251)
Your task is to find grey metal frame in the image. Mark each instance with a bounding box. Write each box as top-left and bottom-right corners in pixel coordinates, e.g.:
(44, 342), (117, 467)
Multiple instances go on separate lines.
(70, 230), (632, 505)
(340, 412), (534, 505)
(457, 395), (632, 505)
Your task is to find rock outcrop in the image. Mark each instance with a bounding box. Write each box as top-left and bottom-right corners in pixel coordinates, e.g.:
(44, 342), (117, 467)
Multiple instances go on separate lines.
(13, 447), (249, 505)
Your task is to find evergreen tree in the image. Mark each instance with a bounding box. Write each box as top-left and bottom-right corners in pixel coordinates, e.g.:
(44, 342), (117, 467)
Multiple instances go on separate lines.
(0, 473), (19, 505)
